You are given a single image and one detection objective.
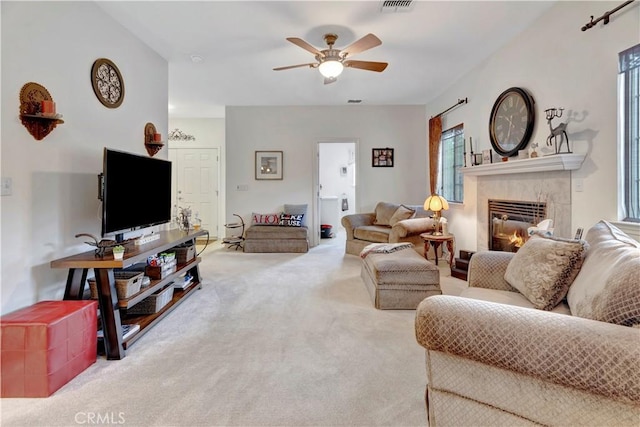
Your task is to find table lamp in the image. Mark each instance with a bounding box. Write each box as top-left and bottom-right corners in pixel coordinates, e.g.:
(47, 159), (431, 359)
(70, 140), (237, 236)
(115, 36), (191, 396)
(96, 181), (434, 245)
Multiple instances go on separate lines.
(424, 194), (449, 235)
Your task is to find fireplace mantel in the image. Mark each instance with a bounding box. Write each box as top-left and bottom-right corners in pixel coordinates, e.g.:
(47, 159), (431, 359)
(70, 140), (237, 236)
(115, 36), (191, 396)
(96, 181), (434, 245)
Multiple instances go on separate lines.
(459, 153), (585, 177)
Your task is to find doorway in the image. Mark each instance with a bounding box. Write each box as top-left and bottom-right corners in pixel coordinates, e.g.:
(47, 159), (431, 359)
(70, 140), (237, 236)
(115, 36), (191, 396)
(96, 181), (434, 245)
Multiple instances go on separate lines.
(314, 140), (358, 246)
(169, 148), (220, 239)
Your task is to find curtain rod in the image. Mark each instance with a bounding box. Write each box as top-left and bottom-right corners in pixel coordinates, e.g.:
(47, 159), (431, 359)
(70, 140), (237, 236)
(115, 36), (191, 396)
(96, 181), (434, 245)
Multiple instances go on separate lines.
(581, 0), (636, 31)
(431, 98), (468, 119)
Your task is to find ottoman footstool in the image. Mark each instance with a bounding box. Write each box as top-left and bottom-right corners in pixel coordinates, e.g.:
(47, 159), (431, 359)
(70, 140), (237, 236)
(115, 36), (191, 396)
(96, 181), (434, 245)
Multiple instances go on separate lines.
(243, 225), (309, 253)
(361, 246), (441, 309)
(1, 300), (97, 397)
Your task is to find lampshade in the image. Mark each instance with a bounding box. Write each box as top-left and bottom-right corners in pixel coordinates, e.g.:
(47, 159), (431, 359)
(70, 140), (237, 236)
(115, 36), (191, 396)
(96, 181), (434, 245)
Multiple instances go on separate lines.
(319, 59), (344, 78)
(424, 194), (449, 212)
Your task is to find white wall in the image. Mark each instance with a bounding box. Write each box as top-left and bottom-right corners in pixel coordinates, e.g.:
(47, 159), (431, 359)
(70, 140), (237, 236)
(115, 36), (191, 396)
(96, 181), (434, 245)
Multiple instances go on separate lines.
(426, 1), (640, 252)
(1, 2), (168, 314)
(225, 105), (428, 245)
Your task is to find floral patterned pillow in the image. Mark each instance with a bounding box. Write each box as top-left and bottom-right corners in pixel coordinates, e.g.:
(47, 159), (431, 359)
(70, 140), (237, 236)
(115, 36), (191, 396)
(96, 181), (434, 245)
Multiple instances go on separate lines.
(504, 233), (589, 310)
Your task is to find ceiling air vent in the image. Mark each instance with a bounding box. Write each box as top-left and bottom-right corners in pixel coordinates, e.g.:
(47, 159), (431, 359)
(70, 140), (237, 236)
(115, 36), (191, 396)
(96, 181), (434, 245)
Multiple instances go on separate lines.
(380, 0), (414, 13)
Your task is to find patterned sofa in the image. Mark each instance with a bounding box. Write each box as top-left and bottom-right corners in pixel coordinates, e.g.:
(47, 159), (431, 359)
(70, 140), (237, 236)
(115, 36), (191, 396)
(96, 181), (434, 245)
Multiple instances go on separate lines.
(415, 220), (640, 426)
(341, 201), (438, 256)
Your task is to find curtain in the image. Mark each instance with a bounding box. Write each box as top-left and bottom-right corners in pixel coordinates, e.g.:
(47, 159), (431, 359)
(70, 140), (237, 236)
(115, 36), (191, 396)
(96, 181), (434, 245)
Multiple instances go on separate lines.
(428, 116), (442, 195)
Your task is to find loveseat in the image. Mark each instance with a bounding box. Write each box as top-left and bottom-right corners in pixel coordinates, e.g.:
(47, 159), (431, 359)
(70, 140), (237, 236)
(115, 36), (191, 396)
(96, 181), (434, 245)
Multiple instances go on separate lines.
(415, 220), (640, 426)
(341, 202), (438, 256)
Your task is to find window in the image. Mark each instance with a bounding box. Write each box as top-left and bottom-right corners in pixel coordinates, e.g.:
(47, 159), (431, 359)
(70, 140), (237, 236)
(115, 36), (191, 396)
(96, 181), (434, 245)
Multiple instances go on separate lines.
(619, 44), (640, 222)
(438, 124), (464, 203)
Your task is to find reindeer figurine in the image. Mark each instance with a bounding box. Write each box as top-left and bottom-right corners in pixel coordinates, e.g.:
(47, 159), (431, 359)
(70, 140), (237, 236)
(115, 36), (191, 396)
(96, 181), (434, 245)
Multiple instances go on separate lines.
(545, 108), (570, 154)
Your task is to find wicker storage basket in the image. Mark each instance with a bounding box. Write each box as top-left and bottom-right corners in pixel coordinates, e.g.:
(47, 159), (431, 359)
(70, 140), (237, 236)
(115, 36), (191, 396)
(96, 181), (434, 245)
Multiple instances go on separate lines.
(173, 244), (196, 264)
(126, 285), (174, 315)
(88, 271), (144, 300)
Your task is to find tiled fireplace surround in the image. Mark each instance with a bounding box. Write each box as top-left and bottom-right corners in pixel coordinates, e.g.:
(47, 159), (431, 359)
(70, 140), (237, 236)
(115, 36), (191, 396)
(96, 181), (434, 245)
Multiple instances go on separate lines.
(461, 154), (584, 252)
(475, 170), (572, 252)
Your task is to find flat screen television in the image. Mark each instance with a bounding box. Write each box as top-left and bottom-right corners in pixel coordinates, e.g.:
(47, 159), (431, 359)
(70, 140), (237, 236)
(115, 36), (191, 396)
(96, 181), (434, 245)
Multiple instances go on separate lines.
(101, 148), (172, 241)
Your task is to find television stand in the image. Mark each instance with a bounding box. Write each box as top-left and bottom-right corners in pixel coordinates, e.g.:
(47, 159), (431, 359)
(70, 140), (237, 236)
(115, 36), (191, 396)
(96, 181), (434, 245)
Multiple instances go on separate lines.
(51, 229), (206, 360)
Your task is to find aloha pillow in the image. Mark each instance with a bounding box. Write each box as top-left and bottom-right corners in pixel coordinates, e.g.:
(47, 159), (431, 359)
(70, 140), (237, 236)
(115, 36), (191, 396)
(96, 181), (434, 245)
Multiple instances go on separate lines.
(504, 233), (589, 310)
(251, 213), (281, 225)
(567, 221), (640, 326)
(279, 213), (304, 227)
(389, 205), (416, 227)
(284, 204), (308, 227)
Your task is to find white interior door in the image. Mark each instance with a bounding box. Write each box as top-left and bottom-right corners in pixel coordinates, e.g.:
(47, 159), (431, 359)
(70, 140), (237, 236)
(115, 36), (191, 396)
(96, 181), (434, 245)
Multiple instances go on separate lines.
(175, 148), (219, 239)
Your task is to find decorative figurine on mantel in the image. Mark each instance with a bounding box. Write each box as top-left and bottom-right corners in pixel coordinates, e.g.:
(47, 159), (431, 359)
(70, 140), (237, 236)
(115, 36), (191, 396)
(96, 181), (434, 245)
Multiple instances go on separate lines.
(545, 108), (570, 154)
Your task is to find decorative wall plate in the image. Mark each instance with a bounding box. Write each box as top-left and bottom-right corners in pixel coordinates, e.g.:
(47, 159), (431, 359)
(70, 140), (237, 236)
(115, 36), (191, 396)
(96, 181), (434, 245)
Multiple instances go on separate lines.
(91, 58), (125, 108)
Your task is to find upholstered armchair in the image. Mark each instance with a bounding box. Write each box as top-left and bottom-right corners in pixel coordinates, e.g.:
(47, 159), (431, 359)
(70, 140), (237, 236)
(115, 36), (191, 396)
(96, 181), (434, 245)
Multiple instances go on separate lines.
(341, 202), (438, 256)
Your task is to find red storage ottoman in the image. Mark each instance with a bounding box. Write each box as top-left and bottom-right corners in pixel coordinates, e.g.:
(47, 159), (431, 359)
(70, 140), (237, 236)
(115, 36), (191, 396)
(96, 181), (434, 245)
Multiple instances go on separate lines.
(1, 300), (97, 397)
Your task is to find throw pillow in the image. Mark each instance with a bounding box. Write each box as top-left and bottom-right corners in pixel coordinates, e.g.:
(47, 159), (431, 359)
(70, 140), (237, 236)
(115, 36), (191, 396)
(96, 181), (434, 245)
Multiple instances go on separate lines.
(251, 213), (281, 225)
(373, 202), (401, 226)
(503, 233), (589, 310)
(567, 221), (640, 326)
(284, 204), (308, 227)
(389, 205), (416, 227)
(279, 213), (303, 227)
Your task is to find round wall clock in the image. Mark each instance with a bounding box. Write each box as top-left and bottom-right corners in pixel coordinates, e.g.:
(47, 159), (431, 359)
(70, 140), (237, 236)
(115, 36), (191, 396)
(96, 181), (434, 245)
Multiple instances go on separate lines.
(488, 87), (535, 157)
(91, 58), (125, 108)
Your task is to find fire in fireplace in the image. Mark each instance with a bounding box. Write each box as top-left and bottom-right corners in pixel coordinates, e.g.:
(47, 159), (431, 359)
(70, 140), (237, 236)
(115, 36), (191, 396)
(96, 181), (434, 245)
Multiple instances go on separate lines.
(489, 199), (546, 252)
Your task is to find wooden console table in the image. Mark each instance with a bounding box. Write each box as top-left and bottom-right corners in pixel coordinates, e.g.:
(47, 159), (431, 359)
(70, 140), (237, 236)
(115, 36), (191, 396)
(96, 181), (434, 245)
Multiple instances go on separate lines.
(51, 229), (206, 360)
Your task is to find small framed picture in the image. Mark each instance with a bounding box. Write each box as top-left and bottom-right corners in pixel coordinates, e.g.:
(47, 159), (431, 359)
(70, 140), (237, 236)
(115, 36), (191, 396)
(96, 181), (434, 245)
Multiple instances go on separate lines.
(473, 153), (483, 166)
(372, 148), (394, 167)
(255, 151), (283, 180)
(482, 149), (493, 164)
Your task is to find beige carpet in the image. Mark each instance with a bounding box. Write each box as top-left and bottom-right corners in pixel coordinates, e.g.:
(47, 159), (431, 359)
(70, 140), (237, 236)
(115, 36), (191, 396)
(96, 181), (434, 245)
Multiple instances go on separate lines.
(1, 232), (467, 427)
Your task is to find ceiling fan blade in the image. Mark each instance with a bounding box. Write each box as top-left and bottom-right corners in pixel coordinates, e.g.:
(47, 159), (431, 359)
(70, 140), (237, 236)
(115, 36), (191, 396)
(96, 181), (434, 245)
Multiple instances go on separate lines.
(344, 60), (388, 72)
(324, 77), (337, 85)
(286, 37), (322, 56)
(341, 33), (382, 57)
(273, 63), (317, 71)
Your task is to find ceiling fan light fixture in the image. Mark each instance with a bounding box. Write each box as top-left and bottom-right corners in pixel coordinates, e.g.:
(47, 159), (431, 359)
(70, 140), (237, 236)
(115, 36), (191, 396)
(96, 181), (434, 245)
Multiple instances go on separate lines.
(319, 59), (344, 78)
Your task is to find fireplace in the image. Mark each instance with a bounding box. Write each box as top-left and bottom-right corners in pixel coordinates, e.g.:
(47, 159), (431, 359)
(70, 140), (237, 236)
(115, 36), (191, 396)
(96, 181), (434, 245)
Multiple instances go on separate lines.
(489, 199), (546, 252)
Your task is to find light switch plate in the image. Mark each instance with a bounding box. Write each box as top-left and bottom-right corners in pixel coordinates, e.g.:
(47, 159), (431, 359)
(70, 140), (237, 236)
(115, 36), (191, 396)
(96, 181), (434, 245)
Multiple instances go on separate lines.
(1, 177), (12, 196)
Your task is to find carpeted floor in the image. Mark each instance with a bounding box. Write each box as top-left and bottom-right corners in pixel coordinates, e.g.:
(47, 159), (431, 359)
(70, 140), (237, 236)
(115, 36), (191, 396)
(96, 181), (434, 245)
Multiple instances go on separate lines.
(1, 231), (466, 427)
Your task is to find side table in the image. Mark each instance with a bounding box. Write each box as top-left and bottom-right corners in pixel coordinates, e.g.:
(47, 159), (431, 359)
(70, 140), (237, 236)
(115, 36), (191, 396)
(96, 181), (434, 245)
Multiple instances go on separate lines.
(420, 233), (455, 267)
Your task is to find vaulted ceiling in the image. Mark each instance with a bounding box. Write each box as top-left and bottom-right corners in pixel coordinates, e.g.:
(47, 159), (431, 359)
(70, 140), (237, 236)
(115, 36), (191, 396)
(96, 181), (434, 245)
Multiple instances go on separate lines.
(97, 1), (556, 118)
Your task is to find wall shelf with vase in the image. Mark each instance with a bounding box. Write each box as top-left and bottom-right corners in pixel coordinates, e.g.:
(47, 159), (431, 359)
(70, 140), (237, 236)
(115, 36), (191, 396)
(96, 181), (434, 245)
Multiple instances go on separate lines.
(19, 82), (64, 141)
(144, 122), (164, 157)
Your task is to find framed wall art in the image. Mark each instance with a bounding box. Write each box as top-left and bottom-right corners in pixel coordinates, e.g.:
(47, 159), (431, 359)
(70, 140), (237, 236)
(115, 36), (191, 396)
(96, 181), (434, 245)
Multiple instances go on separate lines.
(372, 148), (394, 167)
(255, 151), (283, 180)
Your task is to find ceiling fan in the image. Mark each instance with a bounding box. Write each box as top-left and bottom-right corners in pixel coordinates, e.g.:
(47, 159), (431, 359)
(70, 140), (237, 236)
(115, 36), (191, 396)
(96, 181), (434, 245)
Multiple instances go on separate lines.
(273, 33), (388, 84)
